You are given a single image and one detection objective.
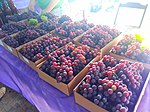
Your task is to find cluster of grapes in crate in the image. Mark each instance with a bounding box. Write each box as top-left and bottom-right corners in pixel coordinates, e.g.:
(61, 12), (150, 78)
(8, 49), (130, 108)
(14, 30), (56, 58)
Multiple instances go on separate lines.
(0, 22), (29, 35)
(27, 13), (70, 26)
(27, 13), (56, 26)
(0, 31), (8, 39)
(7, 12), (56, 24)
(39, 19), (59, 32)
(1, 12), (57, 37)
(4, 28), (47, 48)
(19, 12), (57, 26)
(6, 11), (39, 22)
(97, 25), (121, 38)
(0, 14), (71, 37)
(19, 34), (71, 62)
(78, 55), (144, 112)
(39, 15), (72, 32)
(40, 42), (99, 84)
(57, 15), (72, 24)
(79, 25), (121, 49)
(55, 20), (94, 39)
(111, 34), (150, 64)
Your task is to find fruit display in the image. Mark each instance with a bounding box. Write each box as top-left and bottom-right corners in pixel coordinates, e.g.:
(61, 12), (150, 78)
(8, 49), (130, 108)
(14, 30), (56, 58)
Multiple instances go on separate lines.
(40, 42), (99, 84)
(39, 19), (60, 32)
(96, 25), (121, 38)
(27, 14), (57, 27)
(6, 11), (38, 22)
(58, 15), (72, 24)
(29, 15), (48, 23)
(1, 11), (149, 112)
(79, 25), (121, 49)
(40, 15), (48, 22)
(19, 34), (71, 62)
(28, 19), (39, 26)
(42, 12), (56, 19)
(3, 28), (47, 48)
(0, 31), (8, 39)
(1, 22), (29, 35)
(78, 55), (144, 112)
(111, 34), (150, 64)
(55, 20), (94, 39)
(34, 29), (47, 36)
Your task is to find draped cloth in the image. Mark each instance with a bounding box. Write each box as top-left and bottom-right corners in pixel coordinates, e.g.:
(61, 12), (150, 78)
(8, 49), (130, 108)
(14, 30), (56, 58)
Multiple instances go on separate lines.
(0, 45), (150, 112)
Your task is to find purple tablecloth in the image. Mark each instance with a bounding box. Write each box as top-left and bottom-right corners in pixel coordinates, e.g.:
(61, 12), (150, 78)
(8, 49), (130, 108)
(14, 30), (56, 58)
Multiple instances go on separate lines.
(0, 45), (150, 112)
(12, 0), (30, 9)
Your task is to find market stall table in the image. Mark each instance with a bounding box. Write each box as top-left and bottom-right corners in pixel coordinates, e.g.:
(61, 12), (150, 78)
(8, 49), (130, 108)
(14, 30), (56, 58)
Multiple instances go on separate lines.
(0, 45), (150, 112)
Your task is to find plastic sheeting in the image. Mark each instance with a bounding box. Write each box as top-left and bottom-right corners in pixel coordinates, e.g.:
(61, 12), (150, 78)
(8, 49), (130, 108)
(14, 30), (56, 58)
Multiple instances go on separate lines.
(0, 45), (150, 112)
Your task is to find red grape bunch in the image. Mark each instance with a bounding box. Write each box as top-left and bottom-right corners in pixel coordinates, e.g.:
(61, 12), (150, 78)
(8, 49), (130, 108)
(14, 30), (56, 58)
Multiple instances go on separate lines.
(6, 11), (38, 22)
(0, 31), (8, 39)
(80, 26), (120, 49)
(4, 29), (47, 48)
(20, 35), (71, 62)
(96, 25), (121, 38)
(55, 20), (94, 39)
(111, 34), (150, 64)
(58, 15), (72, 24)
(1, 22), (29, 35)
(40, 19), (60, 32)
(78, 55), (144, 112)
(40, 43), (98, 84)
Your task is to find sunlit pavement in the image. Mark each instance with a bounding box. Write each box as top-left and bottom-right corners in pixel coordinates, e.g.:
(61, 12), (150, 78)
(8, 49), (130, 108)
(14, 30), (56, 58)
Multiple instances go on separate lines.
(0, 83), (38, 112)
